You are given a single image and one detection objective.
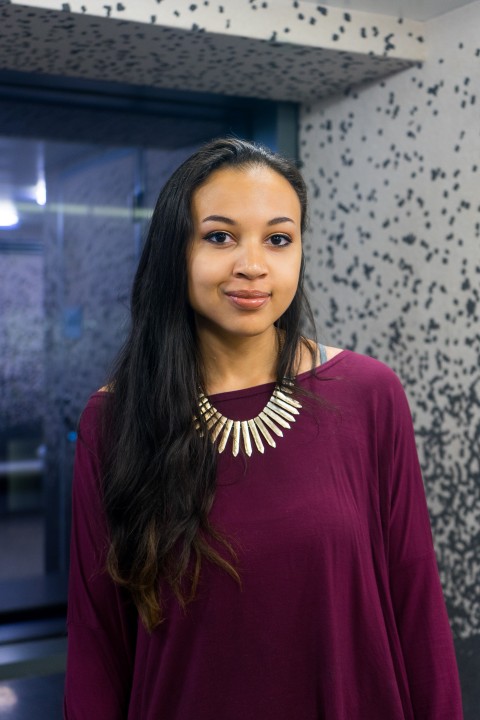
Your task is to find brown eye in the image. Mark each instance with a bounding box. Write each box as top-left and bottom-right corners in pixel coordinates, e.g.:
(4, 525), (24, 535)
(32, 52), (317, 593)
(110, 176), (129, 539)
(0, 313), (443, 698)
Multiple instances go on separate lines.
(268, 234), (291, 247)
(204, 231), (231, 244)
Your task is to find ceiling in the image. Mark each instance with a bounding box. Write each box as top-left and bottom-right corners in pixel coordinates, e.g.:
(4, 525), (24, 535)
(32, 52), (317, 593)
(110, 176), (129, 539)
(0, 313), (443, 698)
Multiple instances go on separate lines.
(303, 0), (477, 22)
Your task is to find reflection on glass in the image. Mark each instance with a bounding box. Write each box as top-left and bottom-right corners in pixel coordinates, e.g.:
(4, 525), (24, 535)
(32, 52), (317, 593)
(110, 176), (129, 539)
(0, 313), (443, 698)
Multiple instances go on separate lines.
(0, 138), (200, 589)
(0, 684), (18, 708)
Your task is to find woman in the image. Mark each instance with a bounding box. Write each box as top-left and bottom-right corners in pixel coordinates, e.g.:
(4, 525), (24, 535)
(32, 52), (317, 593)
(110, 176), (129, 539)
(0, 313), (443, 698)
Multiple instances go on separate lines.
(64, 138), (463, 719)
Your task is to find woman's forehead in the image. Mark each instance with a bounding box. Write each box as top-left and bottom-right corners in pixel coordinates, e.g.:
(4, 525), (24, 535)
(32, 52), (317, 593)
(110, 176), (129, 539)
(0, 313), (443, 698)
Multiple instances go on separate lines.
(192, 165), (301, 218)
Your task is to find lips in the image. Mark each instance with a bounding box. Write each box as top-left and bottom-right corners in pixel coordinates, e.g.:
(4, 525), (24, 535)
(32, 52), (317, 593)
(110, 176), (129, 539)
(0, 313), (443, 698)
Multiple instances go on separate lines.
(225, 289), (271, 309)
(226, 290), (270, 298)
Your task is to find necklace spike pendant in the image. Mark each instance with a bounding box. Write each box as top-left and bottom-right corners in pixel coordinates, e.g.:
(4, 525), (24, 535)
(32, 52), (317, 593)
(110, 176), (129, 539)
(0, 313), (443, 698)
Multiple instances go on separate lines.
(218, 418), (234, 453)
(194, 380), (302, 457)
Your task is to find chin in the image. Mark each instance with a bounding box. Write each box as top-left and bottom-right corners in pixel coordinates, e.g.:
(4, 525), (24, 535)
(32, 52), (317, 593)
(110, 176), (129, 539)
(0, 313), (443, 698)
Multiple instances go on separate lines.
(215, 320), (278, 340)
(194, 308), (289, 340)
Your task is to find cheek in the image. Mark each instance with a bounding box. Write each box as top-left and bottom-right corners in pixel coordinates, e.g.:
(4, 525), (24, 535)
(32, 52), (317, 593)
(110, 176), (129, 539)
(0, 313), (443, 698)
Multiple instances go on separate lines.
(187, 254), (216, 305)
(278, 253), (302, 293)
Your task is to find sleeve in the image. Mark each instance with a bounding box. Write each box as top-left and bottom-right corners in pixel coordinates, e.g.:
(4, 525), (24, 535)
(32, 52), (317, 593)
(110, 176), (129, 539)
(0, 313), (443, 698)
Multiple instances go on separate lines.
(382, 376), (463, 719)
(64, 395), (137, 720)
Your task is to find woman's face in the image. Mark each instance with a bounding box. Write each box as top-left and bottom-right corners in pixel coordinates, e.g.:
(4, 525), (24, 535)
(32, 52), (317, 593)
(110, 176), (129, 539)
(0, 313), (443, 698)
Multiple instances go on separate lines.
(187, 164), (303, 342)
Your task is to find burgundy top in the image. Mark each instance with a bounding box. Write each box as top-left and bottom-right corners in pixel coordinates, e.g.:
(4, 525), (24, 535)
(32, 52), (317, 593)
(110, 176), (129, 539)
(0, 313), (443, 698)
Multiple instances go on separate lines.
(64, 350), (463, 719)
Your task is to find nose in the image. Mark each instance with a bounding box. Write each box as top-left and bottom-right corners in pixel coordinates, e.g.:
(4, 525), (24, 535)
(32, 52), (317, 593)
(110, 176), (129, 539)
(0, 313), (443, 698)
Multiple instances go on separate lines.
(233, 240), (267, 280)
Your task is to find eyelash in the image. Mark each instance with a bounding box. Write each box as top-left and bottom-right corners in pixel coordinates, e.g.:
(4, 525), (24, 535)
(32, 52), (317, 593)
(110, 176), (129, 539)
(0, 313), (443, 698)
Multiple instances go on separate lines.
(203, 232), (292, 247)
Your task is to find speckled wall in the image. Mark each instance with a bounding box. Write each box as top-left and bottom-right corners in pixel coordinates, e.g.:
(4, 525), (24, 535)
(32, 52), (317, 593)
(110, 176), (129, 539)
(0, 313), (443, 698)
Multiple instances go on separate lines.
(300, 1), (480, 655)
(0, 255), (45, 428)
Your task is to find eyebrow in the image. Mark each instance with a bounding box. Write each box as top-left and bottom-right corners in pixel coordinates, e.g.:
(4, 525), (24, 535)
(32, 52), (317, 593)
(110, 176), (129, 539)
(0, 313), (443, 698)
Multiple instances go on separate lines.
(201, 214), (296, 226)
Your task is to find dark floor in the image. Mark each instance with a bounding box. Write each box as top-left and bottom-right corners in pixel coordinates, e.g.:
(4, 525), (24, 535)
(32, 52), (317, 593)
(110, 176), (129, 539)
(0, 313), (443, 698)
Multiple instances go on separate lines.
(0, 673), (64, 719)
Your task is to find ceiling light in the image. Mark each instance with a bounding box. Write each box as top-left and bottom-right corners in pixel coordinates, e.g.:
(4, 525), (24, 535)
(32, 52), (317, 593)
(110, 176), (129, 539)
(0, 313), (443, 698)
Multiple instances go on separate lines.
(0, 200), (19, 228)
(36, 178), (47, 206)
(0, 685), (18, 709)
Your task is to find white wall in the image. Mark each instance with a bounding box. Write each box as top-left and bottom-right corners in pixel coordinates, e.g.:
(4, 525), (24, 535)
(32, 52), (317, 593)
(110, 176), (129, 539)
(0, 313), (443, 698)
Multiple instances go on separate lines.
(300, 0), (480, 640)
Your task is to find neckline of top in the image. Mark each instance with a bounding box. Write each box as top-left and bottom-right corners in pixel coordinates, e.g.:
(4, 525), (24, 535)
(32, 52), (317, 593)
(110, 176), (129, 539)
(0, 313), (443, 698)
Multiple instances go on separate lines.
(208, 349), (349, 403)
(93, 349), (350, 401)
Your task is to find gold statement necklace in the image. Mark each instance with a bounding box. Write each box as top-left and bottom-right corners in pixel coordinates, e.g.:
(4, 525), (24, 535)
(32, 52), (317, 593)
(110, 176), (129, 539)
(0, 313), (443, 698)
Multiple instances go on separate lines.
(194, 379), (302, 457)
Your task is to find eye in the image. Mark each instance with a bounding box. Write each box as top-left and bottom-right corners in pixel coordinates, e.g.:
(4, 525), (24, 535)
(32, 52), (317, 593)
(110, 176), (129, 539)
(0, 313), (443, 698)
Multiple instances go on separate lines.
(203, 231), (232, 245)
(267, 234), (292, 247)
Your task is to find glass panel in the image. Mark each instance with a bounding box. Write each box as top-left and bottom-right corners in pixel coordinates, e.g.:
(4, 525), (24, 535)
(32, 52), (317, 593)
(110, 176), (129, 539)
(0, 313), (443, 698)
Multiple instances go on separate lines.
(0, 137), (201, 601)
(0, 244), (45, 579)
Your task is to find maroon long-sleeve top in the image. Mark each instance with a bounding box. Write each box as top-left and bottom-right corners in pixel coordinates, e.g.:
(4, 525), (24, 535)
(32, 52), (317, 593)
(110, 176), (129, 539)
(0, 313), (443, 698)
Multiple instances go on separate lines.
(64, 350), (463, 719)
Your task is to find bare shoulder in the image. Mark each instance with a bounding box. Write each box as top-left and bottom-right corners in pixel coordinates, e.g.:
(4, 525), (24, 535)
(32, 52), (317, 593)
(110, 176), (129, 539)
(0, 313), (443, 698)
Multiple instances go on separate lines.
(297, 339), (343, 373)
(97, 385), (112, 393)
(324, 346), (344, 361)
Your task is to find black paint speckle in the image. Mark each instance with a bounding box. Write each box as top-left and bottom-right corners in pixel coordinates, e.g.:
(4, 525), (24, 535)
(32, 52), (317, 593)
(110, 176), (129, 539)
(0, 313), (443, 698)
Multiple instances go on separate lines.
(384, 34), (395, 52)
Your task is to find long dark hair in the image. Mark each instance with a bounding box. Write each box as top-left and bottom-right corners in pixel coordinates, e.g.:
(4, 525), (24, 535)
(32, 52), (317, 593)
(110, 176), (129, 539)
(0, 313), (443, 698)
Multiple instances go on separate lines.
(102, 138), (317, 631)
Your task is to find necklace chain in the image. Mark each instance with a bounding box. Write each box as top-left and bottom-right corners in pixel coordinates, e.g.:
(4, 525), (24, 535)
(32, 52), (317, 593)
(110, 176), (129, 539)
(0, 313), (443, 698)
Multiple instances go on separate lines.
(194, 380), (302, 457)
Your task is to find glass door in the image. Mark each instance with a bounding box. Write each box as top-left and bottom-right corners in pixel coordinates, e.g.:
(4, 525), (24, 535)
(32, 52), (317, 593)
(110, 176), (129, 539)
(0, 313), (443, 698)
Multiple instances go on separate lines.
(0, 138), (204, 612)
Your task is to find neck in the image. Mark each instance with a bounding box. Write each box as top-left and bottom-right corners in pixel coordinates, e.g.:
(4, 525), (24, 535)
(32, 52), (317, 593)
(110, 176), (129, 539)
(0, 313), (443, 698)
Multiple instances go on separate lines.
(196, 325), (280, 395)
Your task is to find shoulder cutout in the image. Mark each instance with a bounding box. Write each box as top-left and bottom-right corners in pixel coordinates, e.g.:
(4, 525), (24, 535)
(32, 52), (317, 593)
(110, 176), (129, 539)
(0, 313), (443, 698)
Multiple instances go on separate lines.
(97, 385), (112, 393)
(297, 340), (343, 373)
(325, 346), (343, 362)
